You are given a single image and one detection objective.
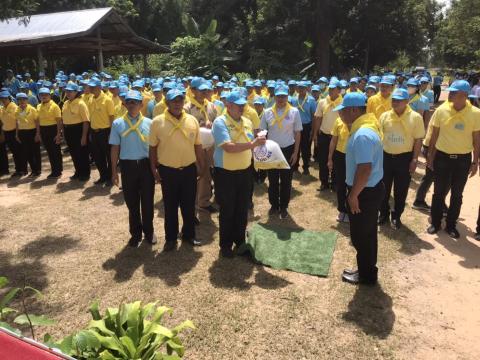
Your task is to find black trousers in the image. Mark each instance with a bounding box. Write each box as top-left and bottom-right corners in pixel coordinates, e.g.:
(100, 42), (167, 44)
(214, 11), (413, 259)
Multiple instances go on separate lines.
(433, 85), (441, 103)
(381, 152), (412, 219)
(4, 130), (23, 173)
(267, 144), (294, 209)
(91, 128), (111, 181)
(40, 125), (62, 175)
(159, 163), (197, 243)
(214, 166), (252, 250)
(476, 205), (480, 234)
(317, 131), (333, 186)
(0, 140), (8, 173)
(431, 151), (471, 229)
(64, 123), (90, 178)
(294, 122), (312, 171)
(18, 129), (41, 173)
(120, 159), (155, 240)
(347, 181), (385, 283)
(333, 150), (347, 213)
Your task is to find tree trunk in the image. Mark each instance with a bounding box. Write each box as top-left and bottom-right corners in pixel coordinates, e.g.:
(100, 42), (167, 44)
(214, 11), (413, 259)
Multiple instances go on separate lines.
(311, 0), (333, 75)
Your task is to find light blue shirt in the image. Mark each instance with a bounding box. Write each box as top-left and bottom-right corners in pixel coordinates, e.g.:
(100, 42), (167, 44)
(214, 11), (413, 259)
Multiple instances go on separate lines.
(260, 106), (303, 148)
(421, 89), (434, 105)
(289, 95), (317, 124)
(346, 127), (383, 187)
(409, 94), (430, 113)
(146, 99), (156, 118)
(433, 76), (443, 86)
(109, 114), (152, 160)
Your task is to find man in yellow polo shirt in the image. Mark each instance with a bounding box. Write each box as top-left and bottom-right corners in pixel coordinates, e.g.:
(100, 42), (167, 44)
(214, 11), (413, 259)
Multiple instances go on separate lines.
(184, 77), (218, 215)
(378, 88), (425, 229)
(37, 87), (63, 178)
(0, 90), (21, 176)
(427, 80), (480, 238)
(313, 79), (343, 191)
(149, 89), (204, 252)
(62, 83), (91, 181)
(86, 78), (115, 186)
(212, 91), (266, 258)
(15, 92), (41, 177)
(367, 76), (394, 120)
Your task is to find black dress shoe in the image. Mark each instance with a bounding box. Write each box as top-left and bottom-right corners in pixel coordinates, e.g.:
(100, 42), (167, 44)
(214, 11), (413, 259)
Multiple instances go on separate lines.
(220, 248), (234, 258)
(268, 206), (279, 216)
(11, 172), (23, 178)
(342, 268), (358, 276)
(445, 227), (460, 239)
(378, 212), (390, 225)
(145, 234), (157, 245)
(427, 225), (439, 234)
(47, 173), (62, 179)
(163, 241), (177, 252)
(475, 233), (480, 241)
(342, 272), (360, 284)
(70, 174), (79, 180)
(391, 217), (402, 230)
(317, 183), (329, 192)
(128, 237), (141, 248)
(94, 178), (105, 185)
(183, 238), (202, 246)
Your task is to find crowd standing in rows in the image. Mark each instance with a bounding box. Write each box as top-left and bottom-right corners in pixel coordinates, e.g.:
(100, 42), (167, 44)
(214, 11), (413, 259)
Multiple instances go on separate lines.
(1, 69), (479, 285)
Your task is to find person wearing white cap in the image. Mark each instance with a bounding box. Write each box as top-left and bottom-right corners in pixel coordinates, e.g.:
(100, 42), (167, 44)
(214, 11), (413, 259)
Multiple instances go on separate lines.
(378, 88), (425, 229)
(110, 90), (155, 248)
(260, 84), (302, 219)
(426, 80), (480, 238)
(149, 89), (204, 252)
(334, 92), (384, 285)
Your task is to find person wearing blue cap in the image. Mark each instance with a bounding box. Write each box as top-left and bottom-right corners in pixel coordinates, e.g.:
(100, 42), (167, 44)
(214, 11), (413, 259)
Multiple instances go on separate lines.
(313, 79), (343, 190)
(396, 73), (407, 89)
(426, 80), (480, 238)
(367, 76), (393, 120)
(53, 81), (68, 108)
(3, 69), (20, 96)
(15, 92), (41, 177)
(62, 83), (91, 181)
(260, 84), (302, 219)
(19, 82), (38, 107)
(37, 87), (63, 178)
(406, 78), (429, 117)
(347, 78), (360, 93)
(145, 85), (162, 119)
(110, 90), (156, 248)
(419, 77), (434, 110)
(365, 84), (377, 98)
(108, 82), (124, 119)
(287, 80), (297, 97)
(86, 78), (115, 186)
(184, 77), (218, 214)
(290, 81), (317, 175)
(212, 91), (266, 257)
(149, 89), (204, 251)
(432, 72), (443, 103)
(334, 92), (384, 285)
(377, 88), (425, 229)
(311, 85), (321, 101)
(0, 90), (22, 176)
(132, 81), (153, 117)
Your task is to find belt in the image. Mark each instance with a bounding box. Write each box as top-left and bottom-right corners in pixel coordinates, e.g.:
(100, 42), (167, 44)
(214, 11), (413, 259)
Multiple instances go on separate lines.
(384, 151), (412, 158)
(120, 158), (149, 163)
(91, 128), (109, 133)
(159, 163), (195, 171)
(63, 123), (83, 128)
(437, 150), (470, 160)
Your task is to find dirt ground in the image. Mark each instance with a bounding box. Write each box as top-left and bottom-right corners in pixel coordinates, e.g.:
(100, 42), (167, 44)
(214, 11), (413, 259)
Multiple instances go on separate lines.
(0, 127), (479, 359)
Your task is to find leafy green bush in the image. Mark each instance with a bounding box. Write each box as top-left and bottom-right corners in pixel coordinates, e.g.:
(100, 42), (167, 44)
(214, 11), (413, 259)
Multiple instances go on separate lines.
(50, 301), (194, 360)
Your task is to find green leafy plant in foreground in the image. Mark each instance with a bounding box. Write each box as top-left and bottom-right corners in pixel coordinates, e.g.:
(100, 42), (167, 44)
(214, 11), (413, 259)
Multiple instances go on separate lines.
(0, 276), (55, 339)
(50, 301), (194, 360)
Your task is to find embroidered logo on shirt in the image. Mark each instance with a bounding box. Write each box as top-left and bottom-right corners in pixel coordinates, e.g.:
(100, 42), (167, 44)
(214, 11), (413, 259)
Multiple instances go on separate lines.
(454, 123), (465, 131)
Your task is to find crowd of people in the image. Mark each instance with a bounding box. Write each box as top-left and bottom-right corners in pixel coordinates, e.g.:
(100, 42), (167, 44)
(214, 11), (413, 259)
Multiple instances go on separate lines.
(1, 68), (479, 286)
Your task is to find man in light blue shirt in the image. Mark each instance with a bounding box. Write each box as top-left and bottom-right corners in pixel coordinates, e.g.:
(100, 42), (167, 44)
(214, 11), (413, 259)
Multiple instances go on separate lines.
(289, 81), (317, 174)
(109, 90), (156, 248)
(433, 73), (443, 103)
(333, 92), (385, 286)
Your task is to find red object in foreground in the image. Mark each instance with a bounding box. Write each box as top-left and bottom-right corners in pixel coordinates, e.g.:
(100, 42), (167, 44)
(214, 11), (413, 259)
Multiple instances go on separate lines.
(0, 327), (75, 360)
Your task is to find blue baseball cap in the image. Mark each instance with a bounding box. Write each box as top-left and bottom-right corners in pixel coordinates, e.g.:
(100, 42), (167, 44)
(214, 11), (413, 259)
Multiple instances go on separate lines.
(19, 82), (28, 89)
(226, 91), (247, 105)
(0, 90), (10, 98)
(311, 85), (321, 92)
(328, 79), (341, 89)
(287, 80), (297, 86)
(380, 76), (394, 85)
(391, 88), (409, 101)
(333, 92), (367, 111)
(220, 91), (230, 99)
(447, 80), (471, 93)
(88, 78), (101, 87)
(152, 85), (162, 92)
(339, 80), (349, 88)
(406, 78), (419, 87)
(16, 92), (28, 99)
(317, 76), (328, 84)
(419, 77), (430, 84)
(65, 83), (79, 91)
(253, 96), (266, 105)
(366, 84), (377, 91)
(108, 81), (119, 89)
(166, 89), (185, 101)
(190, 77), (205, 89)
(38, 87), (51, 95)
(216, 82), (224, 88)
(24, 72), (31, 77)
(132, 80), (144, 89)
(162, 81), (176, 91)
(198, 81), (212, 91)
(125, 90), (143, 102)
(350, 77), (359, 84)
(275, 84), (289, 96)
(297, 81), (307, 88)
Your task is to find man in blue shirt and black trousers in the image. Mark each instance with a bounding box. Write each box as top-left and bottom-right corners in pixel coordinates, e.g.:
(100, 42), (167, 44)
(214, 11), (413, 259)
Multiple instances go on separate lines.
(334, 93), (385, 285)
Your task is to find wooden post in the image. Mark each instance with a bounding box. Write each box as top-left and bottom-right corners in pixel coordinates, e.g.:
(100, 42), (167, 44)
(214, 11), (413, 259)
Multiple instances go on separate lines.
(143, 53), (148, 76)
(37, 46), (45, 73)
(97, 28), (104, 72)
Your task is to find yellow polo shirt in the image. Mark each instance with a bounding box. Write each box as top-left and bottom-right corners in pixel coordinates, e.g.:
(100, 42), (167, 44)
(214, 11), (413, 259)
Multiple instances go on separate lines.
(0, 101), (18, 131)
(331, 117), (349, 153)
(424, 101), (449, 147)
(152, 98), (167, 118)
(243, 104), (261, 129)
(432, 101), (480, 154)
(141, 91), (153, 116)
(379, 106), (425, 154)
(87, 92), (114, 130)
(367, 92), (392, 120)
(149, 111), (201, 168)
(62, 98), (90, 125)
(314, 95), (342, 134)
(37, 100), (61, 126)
(16, 104), (38, 130)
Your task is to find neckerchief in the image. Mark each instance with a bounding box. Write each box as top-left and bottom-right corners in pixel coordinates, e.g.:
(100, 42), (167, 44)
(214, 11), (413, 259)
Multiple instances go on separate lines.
(409, 94), (421, 104)
(190, 96), (209, 123)
(389, 106), (413, 137)
(350, 113), (383, 140)
(323, 95), (343, 117)
(297, 96), (307, 113)
(17, 105), (34, 123)
(271, 103), (292, 129)
(444, 101), (472, 126)
(121, 113), (146, 142)
(225, 112), (250, 142)
(164, 110), (190, 140)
